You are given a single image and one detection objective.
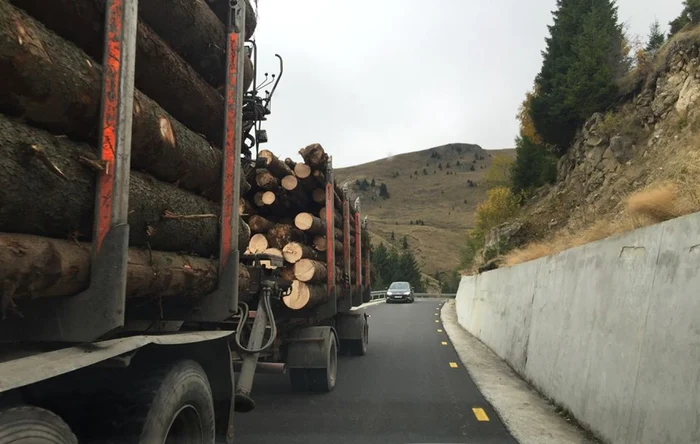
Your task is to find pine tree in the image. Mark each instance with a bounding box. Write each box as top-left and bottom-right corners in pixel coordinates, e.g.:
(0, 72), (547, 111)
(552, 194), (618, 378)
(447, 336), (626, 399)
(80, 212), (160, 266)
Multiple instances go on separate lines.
(371, 178), (376, 187)
(379, 183), (390, 198)
(401, 236), (409, 249)
(511, 136), (558, 193)
(531, 0), (624, 151)
(390, 231), (395, 241)
(646, 20), (665, 52)
(669, 0), (700, 37)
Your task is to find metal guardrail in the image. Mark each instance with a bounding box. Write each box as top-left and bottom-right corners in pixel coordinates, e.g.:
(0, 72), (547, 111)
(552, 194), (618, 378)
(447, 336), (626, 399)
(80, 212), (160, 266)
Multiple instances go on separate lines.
(370, 291), (456, 300)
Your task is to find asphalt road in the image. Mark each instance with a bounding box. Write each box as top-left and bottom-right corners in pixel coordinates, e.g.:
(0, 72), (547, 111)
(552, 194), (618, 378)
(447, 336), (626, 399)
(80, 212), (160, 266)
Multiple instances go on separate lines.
(236, 299), (517, 444)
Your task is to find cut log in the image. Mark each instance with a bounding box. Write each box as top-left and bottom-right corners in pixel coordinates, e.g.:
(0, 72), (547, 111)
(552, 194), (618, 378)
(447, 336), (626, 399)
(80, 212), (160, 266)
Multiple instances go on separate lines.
(0, 233), (250, 302)
(279, 265), (295, 282)
(138, 0), (254, 88)
(319, 208), (343, 227)
(266, 224), (305, 250)
(248, 234), (269, 254)
(260, 248), (283, 270)
(281, 175), (298, 191)
(8, 0), (253, 144)
(259, 150), (293, 179)
(256, 169), (280, 191)
(259, 192), (293, 214)
(293, 163), (312, 179)
(284, 158), (297, 170)
(280, 176), (312, 209)
(205, 0), (258, 41)
(248, 215), (276, 234)
(293, 259), (327, 283)
(312, 236), (344, 254)
(312, 189), (326, 204)
(299, 143), (328, 168)
(253, 192), (266, 207)
(282, 242), (322, 264)
(282, 281), (327, 310)
(294, 213), (327, 235)
(239, 198), (255, 217)
(0, 115), (250, 256)
(0, 3), (240, 199)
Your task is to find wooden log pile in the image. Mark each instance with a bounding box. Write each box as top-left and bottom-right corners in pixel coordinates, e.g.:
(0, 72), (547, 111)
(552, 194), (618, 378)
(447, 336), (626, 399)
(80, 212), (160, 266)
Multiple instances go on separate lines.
(0, 0), (263, 315)
(0, 0), (362, 317)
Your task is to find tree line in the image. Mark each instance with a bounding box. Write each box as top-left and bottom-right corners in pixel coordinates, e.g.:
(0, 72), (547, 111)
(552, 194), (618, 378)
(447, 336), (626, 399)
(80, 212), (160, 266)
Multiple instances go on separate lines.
(370, 242), (425, 292)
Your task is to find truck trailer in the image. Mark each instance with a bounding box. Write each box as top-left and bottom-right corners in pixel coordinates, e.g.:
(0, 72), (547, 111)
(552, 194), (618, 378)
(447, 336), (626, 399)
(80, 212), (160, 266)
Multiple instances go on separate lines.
(0, 1), (371, 442)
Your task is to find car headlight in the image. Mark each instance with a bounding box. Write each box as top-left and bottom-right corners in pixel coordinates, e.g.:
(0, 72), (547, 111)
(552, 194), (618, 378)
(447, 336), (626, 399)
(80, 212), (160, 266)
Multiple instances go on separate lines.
(386, 292), (393, 296)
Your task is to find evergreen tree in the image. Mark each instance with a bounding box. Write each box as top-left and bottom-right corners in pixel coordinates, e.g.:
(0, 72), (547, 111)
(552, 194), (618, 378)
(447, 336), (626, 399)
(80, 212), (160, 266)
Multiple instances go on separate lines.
(646, 20), (665, 52)
(401, 236), (409, 249)
(371, 178), (376, 187)
(370, 243), (390, 289)
(531, 0), (624, 151)
(511, 136), (558, 193)
(669, 0), (700, 37)
(395, 250), (424, 291)
(379, 183), (390, 198)
(390, 231), (395, 241)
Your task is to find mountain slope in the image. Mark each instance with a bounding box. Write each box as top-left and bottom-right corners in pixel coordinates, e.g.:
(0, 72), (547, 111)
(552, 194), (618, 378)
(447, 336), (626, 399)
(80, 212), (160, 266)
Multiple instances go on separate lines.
(336, 144), (514, 277)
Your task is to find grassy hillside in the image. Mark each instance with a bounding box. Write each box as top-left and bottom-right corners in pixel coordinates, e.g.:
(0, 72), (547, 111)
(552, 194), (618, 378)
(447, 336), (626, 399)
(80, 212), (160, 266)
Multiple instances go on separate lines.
(336, 144), (515, 278)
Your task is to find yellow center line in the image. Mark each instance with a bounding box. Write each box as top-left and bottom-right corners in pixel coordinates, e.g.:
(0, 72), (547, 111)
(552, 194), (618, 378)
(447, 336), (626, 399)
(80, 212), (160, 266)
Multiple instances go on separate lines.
(472, 407), (490, 422)
(435, 320), (439, 323)
(449, 362), (458, 368)
(437, 329), (443, 332)
(441, 341), (448, 345)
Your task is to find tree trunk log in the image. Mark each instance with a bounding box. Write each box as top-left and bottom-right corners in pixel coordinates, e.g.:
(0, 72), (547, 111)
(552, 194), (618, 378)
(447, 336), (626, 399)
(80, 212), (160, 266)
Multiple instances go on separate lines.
(260, 248), (283, 269)
(293, 259), (327, 283)
(0, 233), (250, 302)
(247, 215), (275, 233)
(312, 189), (326, 204)
(259, 150), (293, 179)
(281, 175), (298, 191)
(294, 163), (312, 179)
(279, 265), (295, 282)
(256, 169), (280, 191)
(247, 233), (268, 254)
(319, 207), (343, 227)
(312, 236), (344, 254)
(266, 224), (305, 250)
(239, 198), (255, 218)
(294, 213), (327, 235)
(8, 0), (253, 144)
(0, 4), (243, 199)
(299, 143), (327, 168)
(138, 0), (254, 88)
(282, 242), (322, 264)
(282, 281), (327, 310)
(0, 116), (250, 256)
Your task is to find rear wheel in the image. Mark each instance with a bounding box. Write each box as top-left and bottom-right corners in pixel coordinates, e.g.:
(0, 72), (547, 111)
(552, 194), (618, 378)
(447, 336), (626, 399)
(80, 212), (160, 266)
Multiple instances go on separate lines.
(91, 360), (215, 443)
(0, 406), (77, 444)
(348, 315), (369, 356)
(288, 332), (338, 393)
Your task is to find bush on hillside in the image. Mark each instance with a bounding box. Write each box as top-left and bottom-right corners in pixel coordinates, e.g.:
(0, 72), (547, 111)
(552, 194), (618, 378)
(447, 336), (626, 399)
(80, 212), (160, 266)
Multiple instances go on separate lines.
(511, 136), (557, 194)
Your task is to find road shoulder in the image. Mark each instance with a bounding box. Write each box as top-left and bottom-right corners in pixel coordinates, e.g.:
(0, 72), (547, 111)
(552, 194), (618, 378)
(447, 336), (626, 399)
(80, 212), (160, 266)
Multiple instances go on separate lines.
(440, 299), (598, 444)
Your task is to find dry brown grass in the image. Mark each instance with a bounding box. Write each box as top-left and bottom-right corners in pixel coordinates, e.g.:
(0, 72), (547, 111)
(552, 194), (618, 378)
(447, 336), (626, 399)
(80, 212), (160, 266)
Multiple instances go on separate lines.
(505, 182), (700, 267)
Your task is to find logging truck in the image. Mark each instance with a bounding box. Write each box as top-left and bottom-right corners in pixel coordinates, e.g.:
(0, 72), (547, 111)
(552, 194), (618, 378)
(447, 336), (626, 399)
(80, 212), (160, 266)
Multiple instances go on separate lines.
(0, 0), (371, 442)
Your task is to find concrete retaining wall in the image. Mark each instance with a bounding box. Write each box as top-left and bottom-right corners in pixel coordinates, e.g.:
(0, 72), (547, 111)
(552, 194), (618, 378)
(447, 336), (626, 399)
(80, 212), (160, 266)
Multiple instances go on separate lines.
(456, 212), (700, 444)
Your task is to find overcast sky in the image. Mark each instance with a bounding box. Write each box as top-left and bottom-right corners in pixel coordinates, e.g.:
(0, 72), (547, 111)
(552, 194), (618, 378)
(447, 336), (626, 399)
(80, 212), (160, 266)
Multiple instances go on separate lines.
(253, 0), (684, 167)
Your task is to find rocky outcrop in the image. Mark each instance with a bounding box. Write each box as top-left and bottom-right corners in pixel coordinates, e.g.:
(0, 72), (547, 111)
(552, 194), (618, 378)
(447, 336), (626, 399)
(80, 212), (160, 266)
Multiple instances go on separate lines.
(483, 220), (525, 259)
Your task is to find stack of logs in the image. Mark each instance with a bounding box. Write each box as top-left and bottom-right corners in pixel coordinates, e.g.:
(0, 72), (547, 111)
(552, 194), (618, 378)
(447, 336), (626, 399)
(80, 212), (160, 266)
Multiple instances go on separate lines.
(241, 144), (362, 311)
(0, 0), (265, 315)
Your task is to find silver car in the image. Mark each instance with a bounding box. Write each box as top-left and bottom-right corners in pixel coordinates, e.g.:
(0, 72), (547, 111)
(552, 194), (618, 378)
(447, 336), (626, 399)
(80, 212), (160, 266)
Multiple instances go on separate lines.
(385, 281), (414, 303)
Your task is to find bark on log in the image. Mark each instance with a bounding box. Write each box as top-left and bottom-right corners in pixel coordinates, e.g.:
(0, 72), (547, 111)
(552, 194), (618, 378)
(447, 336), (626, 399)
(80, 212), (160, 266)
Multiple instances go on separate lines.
(0, 233), (250, 302)
(248, 233), (269, 254)
(138, 0), (255, 88)
(253, 192), (266, 207)
(280, 175), (311, 209)
(293, 259), (327, 283)
(0, 116), (250, 256)
(0, 4), (240, 199)
(312, 189), (326, 204)
(256, 169), (280, 191)
(8, 0), (253, 143)
(266, 224), (305, 250)
(294, 213), (326, 235)
(285, 158), (297, 170)
(239, 198), (255, 217)
(312, 236), (344, 254)
(259, 150), (293, 179)
(282, 280), (327, 310)
(282, 242), (322, 264)
(248, 215), (275, 234)
(279, 265), (295, 282)
(299, 143), (327, 168)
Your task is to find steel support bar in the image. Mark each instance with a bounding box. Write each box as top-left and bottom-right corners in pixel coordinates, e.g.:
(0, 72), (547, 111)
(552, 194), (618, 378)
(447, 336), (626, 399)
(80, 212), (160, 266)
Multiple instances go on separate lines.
(343, 199), (351, 284)
(234, 296), (268, 413)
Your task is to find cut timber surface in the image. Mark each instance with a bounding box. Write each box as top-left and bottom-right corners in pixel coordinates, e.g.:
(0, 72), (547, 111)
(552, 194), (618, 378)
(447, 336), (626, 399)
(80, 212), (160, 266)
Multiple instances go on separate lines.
(282, 281), (327, 310)
(293, 163), (312, 179)
(294, 213), (326, 235)
(259, 150), (293, 178)
(313, 236), (343, 254)
(0, 4), (234, 199)
(0, 233), (250, 302)
(299, 143), (328, 168)
(293, 259), (327, 283)
(256, 169), (280, 191)
(261, 248), (283, 269)
(281, 175), (298, 191)
(0, 116), (250, 257)
(282, 242), (321, 264)
(248, 234), (269, 254)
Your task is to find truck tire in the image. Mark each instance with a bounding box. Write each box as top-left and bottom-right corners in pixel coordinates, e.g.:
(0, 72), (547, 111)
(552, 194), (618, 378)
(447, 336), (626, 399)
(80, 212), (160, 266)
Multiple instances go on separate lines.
(100, 360), (215, 443)
(0, 406), (78, 444)
(288, 333), (338, 393)
(348, 316), (369, 356)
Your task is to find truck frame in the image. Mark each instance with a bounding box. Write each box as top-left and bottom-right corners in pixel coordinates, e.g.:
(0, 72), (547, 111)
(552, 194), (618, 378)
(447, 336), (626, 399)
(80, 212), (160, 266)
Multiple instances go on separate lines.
(0, 1), (371, 442)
